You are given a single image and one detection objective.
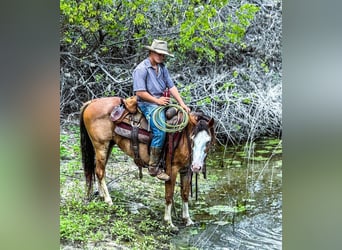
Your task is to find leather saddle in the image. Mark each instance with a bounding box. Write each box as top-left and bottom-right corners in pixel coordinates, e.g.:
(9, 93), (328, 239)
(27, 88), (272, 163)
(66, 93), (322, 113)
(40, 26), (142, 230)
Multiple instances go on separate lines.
(110, 97), (182, 144)
(110, 96), (151, 144)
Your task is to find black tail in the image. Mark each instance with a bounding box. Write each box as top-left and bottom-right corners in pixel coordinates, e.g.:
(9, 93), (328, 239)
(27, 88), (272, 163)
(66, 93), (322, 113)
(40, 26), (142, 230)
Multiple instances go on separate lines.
(80, 102), (95, 199)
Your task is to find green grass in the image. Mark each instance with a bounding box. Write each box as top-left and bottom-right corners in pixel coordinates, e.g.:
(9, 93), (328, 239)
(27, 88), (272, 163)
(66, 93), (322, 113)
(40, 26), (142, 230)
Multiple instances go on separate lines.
(60, 189), (174, 249)
(60, 125), (174, 248)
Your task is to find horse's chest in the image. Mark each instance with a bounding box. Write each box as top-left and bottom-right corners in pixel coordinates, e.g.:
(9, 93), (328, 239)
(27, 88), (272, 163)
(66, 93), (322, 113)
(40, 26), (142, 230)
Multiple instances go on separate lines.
(172, 149), (190, 165)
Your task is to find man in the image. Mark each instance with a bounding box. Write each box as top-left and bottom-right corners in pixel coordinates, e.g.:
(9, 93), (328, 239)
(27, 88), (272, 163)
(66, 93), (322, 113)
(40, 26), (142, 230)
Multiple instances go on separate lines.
(133, 39), (190, 181)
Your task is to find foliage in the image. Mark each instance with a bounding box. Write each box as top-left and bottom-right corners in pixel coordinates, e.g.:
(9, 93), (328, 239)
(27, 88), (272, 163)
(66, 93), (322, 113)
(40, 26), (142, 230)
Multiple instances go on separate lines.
(60, 0), (258, 60)
(60, 0), (153, 56)
(178, 0), (259, 62)
(206, 204), (247, 216)
(60, 0), (282, 144)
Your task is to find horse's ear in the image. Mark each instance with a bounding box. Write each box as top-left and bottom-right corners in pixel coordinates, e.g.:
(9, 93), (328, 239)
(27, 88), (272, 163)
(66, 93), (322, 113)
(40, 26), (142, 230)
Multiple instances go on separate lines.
(189, 113), (198, 125)
(208, 118), (216, 144)
(208, 118), (214, 128)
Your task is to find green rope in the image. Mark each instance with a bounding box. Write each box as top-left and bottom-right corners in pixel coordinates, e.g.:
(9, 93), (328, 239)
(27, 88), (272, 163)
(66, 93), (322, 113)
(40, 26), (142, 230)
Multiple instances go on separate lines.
(152, 104), (189, 132)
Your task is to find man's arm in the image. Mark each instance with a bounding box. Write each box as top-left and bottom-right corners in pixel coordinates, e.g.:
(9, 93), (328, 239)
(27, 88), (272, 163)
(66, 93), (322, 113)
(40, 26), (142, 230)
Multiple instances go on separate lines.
(136, 90), (170, 106)
(169, 86), (190, 112)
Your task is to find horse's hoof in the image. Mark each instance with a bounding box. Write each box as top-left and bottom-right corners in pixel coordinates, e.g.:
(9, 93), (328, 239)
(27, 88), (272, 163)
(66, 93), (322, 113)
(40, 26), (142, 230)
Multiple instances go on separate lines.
(165, 221), (179, 232)
(105, 200), (113, 206)
(169, 225), (179, 232)
(184, 218), (195, 226)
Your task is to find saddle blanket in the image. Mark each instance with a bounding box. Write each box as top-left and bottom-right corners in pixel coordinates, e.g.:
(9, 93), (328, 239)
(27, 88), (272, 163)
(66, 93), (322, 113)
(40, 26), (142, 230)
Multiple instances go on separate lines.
(114, 122), (151, 144)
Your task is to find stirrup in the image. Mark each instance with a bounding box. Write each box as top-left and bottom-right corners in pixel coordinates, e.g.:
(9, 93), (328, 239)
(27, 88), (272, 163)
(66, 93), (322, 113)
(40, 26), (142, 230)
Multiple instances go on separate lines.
(148, 166), (158, 177)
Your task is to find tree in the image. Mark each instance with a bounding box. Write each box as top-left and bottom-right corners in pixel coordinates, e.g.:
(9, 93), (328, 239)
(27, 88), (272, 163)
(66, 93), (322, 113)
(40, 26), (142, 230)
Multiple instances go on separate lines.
(60, 0), (282, 144)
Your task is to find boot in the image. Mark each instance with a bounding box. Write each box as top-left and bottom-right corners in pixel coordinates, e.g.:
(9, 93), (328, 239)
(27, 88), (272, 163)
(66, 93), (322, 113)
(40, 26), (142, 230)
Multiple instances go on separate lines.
(148, 147), (170, 181)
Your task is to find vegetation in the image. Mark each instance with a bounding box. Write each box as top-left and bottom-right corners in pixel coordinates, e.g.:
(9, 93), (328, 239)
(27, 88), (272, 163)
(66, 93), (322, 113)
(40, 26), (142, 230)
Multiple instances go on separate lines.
(60, 125), (281, 248)
(60, 0), (282, 144)
(60, 125), (173, 249)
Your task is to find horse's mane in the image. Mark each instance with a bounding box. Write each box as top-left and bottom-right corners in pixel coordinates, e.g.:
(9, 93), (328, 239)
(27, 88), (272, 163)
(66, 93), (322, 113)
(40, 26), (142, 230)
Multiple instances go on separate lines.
(190, 110), (216, 144)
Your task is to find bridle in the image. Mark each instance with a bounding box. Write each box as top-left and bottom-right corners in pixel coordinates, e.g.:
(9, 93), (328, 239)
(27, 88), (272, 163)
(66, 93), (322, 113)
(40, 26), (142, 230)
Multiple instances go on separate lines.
(186, 115), (215, 200)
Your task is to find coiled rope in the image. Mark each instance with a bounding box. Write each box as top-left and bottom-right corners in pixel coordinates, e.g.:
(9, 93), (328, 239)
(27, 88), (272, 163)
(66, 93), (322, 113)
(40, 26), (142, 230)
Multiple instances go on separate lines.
(152, 104), (189, 132)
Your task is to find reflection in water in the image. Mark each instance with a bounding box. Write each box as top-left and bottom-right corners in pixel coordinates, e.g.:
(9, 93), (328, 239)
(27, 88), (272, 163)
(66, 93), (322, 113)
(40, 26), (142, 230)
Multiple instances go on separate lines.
(197, 201), (282, 249)
(171, 139), (282, 249)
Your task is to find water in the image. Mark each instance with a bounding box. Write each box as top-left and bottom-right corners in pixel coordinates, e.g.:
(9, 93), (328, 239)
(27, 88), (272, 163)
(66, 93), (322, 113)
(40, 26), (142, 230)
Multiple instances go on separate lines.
(171, 139), (282, 249)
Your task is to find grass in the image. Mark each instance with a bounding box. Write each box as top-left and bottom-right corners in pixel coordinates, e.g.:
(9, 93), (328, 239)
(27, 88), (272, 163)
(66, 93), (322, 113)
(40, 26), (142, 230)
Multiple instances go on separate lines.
(60, 182), (175, 249)
(60, 125), (176, 249)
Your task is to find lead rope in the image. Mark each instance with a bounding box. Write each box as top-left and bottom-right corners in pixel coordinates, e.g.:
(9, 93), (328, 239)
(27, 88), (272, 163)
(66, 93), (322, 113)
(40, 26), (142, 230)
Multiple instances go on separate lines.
(167, 132), (174, 181)
(185, 128), (199, 200)
(195, 173), (198, 201)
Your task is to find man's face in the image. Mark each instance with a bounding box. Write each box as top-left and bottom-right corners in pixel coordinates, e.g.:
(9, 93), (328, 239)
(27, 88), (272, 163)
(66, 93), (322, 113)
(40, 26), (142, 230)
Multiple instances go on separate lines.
(151, 51), (166, 64)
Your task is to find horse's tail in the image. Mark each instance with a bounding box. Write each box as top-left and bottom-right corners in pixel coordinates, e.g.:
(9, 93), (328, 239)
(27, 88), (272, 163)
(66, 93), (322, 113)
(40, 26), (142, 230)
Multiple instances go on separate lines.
(80, 101), (95, 199)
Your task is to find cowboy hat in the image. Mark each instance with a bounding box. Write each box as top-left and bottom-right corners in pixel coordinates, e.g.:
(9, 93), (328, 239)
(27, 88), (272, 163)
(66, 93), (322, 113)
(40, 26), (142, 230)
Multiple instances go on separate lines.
(144, 39), (174, 57)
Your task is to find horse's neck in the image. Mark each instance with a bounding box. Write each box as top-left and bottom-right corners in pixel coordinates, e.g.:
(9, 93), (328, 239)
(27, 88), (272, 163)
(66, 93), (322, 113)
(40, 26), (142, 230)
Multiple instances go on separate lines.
(177, 124), (193, 155)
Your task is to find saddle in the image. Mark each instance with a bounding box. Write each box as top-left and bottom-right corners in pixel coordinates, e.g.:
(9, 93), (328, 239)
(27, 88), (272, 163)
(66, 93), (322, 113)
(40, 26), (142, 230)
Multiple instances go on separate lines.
(110, 97), (184, 178)
(113, 109), (152, 144)
(110, 97), (183, 144)
(110, 96), (151, 144)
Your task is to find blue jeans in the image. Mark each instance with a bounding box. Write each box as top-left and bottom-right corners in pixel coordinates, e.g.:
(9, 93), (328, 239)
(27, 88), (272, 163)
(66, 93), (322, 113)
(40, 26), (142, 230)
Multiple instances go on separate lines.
(138, 103), (166, 148)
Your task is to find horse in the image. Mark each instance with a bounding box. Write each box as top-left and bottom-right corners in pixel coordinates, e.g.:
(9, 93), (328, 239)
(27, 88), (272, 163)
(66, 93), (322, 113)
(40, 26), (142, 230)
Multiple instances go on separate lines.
(79, 96), (215, 229)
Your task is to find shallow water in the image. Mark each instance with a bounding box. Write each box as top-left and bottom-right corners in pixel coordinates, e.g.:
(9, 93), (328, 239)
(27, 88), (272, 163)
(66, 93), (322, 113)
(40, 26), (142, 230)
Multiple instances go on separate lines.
(171, 139), (282, 249)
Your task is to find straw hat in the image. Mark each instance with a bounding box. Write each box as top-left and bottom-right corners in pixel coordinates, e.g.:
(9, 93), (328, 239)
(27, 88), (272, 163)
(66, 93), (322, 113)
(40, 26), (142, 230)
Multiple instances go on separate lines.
(145, 39), (174, 57)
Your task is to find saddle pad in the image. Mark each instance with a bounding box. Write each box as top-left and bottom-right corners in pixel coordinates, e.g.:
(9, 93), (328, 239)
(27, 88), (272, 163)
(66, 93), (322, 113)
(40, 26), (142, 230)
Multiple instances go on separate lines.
(114, 122), (151, 144)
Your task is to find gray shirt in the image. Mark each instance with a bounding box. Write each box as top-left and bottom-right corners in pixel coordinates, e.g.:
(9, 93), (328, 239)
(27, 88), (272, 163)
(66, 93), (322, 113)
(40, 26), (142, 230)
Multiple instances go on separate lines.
(133, 58), (174, 104)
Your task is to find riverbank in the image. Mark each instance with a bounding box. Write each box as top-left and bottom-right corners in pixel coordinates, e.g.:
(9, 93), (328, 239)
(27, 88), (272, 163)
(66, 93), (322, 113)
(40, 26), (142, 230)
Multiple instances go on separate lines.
(60, 124), (282, 249)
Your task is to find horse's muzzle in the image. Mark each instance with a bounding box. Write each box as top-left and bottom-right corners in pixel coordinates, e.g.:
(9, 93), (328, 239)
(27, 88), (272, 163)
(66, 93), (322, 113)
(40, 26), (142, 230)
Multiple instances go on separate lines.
(191, 164), (202, 173)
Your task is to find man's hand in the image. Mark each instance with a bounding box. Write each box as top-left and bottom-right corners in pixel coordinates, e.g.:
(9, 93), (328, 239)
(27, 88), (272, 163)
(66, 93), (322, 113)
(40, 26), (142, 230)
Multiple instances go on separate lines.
(136, 91), (170, 105)
(181, 103), (191, 113)
(156, 96), (170, 106)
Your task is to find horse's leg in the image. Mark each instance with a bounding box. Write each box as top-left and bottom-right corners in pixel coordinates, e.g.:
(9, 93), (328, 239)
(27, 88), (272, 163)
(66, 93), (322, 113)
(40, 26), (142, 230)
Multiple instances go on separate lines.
(180, 171), (194, 226)
(164, 168), (178, 230)
(94, 142), (113, 206)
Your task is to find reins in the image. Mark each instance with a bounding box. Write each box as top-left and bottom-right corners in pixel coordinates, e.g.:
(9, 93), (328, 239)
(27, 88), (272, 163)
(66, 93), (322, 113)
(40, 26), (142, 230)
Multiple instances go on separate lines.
(189, 118), (213, 200)
(165, 114), (213, 201)
(156, 108), (213, 201)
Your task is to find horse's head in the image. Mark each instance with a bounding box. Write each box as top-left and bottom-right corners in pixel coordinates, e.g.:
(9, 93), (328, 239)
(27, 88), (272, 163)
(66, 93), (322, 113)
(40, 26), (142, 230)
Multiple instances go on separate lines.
(189, 111), (215, 173)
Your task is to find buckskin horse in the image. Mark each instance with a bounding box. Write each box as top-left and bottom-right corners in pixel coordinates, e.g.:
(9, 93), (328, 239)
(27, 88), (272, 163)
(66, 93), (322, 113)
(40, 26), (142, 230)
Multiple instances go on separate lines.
(80, 96), (215, 229)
